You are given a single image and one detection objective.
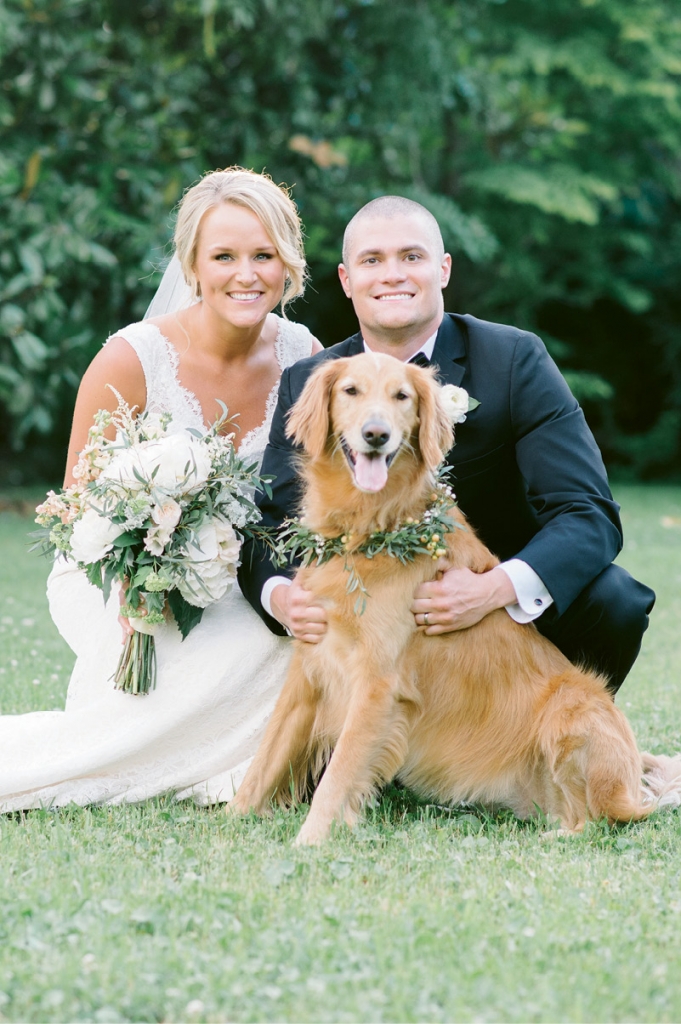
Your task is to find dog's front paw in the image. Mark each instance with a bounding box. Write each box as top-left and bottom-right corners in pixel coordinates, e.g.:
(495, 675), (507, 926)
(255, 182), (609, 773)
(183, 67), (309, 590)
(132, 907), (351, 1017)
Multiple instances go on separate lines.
(226, 793), (268, 817)
(539, 823), (584, 840)
(294, 816), (332, 846)
(225, 797), (247, 816)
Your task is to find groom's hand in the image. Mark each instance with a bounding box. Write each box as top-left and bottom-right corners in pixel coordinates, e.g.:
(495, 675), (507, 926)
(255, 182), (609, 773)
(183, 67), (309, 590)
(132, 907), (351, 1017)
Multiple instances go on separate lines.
(270, 578), (328, 643)
(411, 566), (517, 634)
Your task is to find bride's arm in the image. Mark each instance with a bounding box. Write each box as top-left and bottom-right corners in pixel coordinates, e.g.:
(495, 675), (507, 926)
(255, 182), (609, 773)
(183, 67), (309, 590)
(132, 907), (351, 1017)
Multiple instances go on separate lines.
(50, 337), (147, 651)
(63, 337), (147, 486)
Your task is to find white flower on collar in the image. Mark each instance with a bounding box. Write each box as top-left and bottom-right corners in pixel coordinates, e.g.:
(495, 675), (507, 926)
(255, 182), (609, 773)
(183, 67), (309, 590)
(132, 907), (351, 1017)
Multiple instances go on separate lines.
(439, 384), (480, 425)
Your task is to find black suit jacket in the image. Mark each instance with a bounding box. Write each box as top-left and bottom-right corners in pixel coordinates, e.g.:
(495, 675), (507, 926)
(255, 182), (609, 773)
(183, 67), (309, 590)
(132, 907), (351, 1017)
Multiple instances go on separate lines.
(238, 313), (623, 635)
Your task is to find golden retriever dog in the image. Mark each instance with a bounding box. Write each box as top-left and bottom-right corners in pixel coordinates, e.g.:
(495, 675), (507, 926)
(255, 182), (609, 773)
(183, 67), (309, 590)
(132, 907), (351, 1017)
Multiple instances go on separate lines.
(231, 352), (681, 845)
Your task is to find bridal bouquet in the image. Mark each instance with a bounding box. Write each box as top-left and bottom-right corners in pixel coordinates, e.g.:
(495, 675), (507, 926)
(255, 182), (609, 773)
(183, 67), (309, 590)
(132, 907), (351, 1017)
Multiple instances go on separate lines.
(33, 393), (270, 695)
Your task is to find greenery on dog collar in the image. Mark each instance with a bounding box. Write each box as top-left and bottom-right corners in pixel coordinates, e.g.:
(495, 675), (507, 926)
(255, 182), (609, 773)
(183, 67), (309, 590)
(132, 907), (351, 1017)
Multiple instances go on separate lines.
(274, 471), (463, 614)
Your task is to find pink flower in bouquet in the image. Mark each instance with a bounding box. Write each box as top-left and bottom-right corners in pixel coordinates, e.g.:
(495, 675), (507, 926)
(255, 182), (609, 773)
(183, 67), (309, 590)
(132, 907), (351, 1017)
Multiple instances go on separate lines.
(144, 499), (183, 556)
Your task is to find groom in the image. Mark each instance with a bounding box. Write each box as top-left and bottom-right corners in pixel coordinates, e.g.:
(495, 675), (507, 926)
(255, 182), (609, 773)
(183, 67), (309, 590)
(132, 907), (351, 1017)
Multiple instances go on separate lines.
(238, 196), (655, 694)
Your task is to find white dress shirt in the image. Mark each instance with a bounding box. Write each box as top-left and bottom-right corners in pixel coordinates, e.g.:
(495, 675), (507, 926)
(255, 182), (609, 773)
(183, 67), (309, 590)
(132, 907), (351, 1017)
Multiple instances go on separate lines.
(261, 333), (553, 624)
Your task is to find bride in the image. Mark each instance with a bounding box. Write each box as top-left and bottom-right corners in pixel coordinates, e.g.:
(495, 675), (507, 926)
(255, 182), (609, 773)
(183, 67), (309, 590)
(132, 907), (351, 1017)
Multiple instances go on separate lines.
(0, 167), (321, 811)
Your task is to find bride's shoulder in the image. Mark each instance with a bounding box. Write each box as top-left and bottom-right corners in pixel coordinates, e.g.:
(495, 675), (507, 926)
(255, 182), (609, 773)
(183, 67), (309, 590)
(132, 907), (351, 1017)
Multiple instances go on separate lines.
(272, 314), (323, 366)
(74, 329), (147, 423)
(84, 319), (173, 399)
(107, 318), (172, 349)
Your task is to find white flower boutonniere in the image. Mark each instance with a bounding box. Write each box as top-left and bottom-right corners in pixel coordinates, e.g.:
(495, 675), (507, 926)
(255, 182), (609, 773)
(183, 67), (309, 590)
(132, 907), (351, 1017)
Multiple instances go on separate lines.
(439, 384), (481, 425)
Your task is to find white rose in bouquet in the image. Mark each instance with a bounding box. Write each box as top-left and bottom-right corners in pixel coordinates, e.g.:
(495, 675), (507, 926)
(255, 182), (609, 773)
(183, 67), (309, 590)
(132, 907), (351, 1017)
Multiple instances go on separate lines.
(70, 508), (125, 564)
(185, 519), (240, 563)
(100, 432), (211, 495)
(99, 447), (149, 492)
(143, 433), (212, 493)
(176, 559), (234, 608)
(214, 517), (242, 566)
(176, 517), (242, 607)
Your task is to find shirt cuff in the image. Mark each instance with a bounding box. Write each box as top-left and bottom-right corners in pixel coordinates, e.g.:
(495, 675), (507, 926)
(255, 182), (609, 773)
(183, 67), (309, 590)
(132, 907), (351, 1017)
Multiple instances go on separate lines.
(497, 559), (553, 624)
(261, 575), (292, 619)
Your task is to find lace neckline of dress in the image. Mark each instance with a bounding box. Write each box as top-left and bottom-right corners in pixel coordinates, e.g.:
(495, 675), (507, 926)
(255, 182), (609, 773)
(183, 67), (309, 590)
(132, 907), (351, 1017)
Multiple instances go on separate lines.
(144, 318), (286, 454)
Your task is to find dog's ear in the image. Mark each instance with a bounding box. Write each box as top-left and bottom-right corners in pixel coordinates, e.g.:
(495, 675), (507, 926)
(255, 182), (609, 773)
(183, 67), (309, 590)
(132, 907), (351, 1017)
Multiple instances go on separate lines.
(286, 358), (345, 457)
(407, 365), (454, 472)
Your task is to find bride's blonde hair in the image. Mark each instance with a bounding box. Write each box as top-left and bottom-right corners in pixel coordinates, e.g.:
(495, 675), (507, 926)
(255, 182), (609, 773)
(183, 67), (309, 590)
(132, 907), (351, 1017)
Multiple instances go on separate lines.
(174, 167), (307, 316)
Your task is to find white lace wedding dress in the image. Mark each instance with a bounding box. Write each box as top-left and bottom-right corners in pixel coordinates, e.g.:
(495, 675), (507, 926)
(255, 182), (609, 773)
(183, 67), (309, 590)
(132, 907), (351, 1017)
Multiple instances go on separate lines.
(0, 317), (315, 811)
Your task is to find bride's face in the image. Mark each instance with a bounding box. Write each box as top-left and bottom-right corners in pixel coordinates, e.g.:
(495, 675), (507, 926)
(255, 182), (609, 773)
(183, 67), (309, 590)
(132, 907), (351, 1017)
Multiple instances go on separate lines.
(192, 203), (287, 325)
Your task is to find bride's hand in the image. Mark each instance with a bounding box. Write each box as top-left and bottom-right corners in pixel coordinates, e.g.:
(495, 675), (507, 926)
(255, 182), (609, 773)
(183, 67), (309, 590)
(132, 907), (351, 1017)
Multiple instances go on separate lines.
(118, 579), (147, 642)
(270, 578), (327, 644)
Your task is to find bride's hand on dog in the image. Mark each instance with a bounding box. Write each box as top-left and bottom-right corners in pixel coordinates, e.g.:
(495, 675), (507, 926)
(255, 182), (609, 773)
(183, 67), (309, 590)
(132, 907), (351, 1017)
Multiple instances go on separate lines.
(412, 566), (517, 634)
(271, 579), (328, 643)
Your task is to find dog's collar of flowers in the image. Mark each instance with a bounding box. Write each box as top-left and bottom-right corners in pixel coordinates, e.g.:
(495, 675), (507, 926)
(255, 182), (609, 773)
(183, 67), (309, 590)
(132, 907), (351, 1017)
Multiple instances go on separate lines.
(274, 468), (463, 613)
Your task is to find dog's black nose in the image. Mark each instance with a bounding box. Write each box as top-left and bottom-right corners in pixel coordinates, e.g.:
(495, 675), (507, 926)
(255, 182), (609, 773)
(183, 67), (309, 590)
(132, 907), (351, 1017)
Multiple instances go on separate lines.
(362, 421), (391, 448)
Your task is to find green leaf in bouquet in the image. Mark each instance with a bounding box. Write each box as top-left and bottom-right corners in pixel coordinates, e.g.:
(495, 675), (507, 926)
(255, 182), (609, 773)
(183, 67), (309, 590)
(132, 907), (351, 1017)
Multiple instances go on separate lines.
(133, 565), (155, 588)
(167, 589), (205, 641)
(113, 532), (140, 548)
(102, 563), (117, 605)
(260, 475), (275, 500)
(143, 590), (166, 616)
(241, 498), (259, 515)
(28, 526), (54, 556)
(84, 561), (104, 591)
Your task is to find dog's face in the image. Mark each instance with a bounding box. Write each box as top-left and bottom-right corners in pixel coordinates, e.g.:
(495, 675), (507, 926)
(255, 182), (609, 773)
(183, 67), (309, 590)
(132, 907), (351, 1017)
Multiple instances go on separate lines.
(330, 356), (421, 492)
(287, 352), (453, 493)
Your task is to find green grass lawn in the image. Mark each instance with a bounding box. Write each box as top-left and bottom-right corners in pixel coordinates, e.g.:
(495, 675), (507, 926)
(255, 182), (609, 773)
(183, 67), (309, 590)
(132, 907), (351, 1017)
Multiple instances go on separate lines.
(0, 486), (680, 1023)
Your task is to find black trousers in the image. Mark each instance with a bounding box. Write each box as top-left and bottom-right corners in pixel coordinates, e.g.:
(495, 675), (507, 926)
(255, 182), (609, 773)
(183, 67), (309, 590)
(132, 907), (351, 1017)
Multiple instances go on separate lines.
(535, 564), (656, 696)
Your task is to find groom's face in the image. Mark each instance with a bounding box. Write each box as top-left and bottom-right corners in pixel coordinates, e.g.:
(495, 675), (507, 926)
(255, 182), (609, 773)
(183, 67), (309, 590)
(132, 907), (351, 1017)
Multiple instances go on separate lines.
(338, 214), (451, 342)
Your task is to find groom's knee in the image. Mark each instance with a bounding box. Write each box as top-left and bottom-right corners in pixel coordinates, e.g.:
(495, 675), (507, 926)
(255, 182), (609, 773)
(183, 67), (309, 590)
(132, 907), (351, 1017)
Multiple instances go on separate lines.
(586, 564), (655, 646)
(537, 564), (655, 693)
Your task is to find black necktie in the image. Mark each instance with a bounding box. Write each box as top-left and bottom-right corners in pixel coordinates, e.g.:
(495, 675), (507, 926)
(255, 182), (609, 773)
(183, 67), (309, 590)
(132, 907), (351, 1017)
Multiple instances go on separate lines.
(409, 353), (431, 368)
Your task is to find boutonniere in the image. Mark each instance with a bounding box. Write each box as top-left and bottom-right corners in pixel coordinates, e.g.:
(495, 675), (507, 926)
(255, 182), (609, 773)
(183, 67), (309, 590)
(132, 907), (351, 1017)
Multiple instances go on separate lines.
(440, 385), (480, 425)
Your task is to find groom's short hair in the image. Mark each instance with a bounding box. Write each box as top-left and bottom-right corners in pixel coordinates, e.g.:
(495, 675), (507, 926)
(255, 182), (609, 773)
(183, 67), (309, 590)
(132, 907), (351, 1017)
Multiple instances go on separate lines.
(342, 196), (445, 265)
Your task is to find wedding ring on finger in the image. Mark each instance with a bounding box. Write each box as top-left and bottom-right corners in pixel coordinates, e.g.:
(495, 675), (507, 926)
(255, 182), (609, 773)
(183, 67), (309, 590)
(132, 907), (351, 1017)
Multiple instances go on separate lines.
(424, 612), (429, 626)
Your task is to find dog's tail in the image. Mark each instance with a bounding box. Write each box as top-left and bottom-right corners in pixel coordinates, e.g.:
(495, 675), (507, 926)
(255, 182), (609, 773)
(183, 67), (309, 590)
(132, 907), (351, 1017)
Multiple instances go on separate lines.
(641, 752), (681, 809)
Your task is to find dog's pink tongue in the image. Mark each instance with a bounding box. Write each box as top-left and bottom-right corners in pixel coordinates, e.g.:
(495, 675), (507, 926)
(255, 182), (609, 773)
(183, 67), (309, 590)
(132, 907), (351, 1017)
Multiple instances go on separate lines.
(354, 452), (389, 492)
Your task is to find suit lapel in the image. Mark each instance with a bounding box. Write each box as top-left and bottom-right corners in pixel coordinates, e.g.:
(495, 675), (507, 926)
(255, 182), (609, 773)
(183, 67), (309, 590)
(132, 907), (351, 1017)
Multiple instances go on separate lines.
(338, 333), (364, 358)
(431, 314), (467, 386)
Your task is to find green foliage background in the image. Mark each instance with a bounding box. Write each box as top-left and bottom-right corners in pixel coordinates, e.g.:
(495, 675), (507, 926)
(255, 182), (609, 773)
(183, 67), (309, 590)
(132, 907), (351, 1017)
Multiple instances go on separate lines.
(1, 0), (680, 481)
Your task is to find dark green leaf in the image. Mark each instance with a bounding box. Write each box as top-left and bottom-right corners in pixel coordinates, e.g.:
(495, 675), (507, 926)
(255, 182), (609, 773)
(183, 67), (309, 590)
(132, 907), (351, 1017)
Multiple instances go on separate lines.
(167, 589), (205, 640)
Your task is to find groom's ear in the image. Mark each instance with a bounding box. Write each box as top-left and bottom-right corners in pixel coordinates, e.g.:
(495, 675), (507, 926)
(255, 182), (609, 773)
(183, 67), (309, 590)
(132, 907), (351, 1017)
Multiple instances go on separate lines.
(338, 263), (352, 299)
(287, 359), (345, 458)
